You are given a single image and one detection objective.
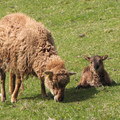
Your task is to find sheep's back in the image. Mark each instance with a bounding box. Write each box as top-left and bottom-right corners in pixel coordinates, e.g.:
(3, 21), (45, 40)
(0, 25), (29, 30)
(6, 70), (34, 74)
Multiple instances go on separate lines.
(0, 13), (56, 75)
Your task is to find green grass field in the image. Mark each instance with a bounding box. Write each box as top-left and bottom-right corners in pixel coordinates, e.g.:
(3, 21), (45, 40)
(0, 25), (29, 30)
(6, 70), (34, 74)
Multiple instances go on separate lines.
(0, 0), (120, 119)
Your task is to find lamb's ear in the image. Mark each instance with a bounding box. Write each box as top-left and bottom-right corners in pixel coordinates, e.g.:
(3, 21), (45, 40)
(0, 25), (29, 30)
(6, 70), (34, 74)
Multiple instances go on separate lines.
(84, 56), (90, 61)
(68, 72), (76, 76)
(44, 71), (53, 79)
(102, 55), (108, 61)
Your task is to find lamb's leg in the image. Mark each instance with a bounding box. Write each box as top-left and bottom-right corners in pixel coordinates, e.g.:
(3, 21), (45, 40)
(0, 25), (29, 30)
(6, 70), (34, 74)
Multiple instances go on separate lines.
(40, 77), (48, 98)
(76, 82), (83, 89)
(76, 78), (90, 89)
(90, 81), (103, 87)
(9, 72), (16, 94)
(0, 69), (6, 102)
(11, 75), (21, 103)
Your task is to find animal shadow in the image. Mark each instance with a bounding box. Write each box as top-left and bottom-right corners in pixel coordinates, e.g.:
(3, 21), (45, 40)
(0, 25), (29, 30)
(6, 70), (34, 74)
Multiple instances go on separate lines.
(20, 92), (53, 101)
(20, 88), (99, 102)
(64, 80), (120, 103)
(64, 87), (99, 103)
(20, 94), (43, 100)
(19, 80), (119, 102)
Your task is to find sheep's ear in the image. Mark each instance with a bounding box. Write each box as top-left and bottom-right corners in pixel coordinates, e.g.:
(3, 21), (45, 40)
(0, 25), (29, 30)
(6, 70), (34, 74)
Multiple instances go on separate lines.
(44, 71), (53, 80)
(102, 55), (108, 61)
(84, 56), (90, 61)
(68, 72), (76, 76)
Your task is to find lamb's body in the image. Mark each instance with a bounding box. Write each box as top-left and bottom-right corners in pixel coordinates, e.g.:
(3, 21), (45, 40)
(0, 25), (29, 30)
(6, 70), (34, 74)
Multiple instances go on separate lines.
(77, 66), (111, 88)
(0, 13), (74, 102)
(77, 55), (112, 88)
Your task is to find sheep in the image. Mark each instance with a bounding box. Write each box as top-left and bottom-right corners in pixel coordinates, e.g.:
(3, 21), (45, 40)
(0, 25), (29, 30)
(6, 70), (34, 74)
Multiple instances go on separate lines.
(76, 55), (112, 88)
(0, 13), (75, 103)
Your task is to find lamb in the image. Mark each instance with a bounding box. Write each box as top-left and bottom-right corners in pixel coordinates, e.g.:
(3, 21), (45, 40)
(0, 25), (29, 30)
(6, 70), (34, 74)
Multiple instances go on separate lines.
(76, 55), (112, 88)
(0, 13), (75, 103)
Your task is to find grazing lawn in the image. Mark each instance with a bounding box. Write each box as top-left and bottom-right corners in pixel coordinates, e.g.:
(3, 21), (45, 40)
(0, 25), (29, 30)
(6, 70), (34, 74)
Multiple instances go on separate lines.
(0, 0), (120, 119)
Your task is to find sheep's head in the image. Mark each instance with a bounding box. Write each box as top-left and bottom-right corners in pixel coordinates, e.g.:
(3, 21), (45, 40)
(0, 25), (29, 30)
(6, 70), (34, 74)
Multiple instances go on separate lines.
(44, 70), (76, 102)
(84, 55), (108, 72)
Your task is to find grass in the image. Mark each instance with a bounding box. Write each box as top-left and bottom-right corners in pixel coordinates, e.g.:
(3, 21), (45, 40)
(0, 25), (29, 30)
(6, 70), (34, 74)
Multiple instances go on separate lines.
(0, 0), (120, 119)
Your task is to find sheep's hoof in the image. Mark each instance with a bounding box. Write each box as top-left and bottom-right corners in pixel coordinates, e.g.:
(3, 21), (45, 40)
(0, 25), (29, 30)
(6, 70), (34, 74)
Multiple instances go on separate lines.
(11, 97), (17, 103)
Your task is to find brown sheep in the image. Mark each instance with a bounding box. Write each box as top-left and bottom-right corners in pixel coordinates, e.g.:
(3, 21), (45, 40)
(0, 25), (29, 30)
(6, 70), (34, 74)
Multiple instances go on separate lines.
(0, 13), (75, 103)
(76, 55), (112, 88)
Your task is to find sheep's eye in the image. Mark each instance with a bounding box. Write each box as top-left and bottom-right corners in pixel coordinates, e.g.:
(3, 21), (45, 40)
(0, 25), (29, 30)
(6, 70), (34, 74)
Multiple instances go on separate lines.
(90, 61), (93, 64)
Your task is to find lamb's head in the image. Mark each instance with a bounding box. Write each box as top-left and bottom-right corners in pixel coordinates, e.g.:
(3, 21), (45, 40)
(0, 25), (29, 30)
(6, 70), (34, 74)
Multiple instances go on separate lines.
(84, 55), (108, 73)
(44, 69), (75, 102)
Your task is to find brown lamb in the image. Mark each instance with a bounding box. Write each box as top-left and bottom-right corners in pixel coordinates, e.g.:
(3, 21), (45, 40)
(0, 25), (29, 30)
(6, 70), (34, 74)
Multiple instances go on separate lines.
(76, 55), (112, 88)
(0, 13), (75, 103)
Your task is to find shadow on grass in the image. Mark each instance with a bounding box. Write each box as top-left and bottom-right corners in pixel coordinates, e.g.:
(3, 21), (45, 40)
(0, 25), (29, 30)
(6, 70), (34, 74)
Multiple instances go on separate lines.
(64, 81), (120, 103)
(20, 81), (120, 102)
(20, 94), (43, 100)
(20, 87), (100, 102)
(64, 87), (99, 103)
(20, 92), (52, 101)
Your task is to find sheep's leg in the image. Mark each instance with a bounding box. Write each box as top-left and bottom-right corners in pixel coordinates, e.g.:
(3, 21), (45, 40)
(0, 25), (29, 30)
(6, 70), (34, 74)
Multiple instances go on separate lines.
(11, 75), (21, 103)
(40, 77), (48, 98)
(9, 72), (16, 94)
(18, 81), (24, 97)
(18, 74), (24, 97)
(0, 70), (6, 102)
